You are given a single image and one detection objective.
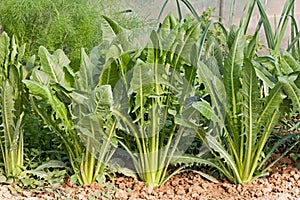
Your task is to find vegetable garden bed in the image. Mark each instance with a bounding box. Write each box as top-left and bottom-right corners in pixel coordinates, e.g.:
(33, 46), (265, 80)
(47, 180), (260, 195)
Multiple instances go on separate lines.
(0, 0), (299, 199)
(0, 153), (299, 199)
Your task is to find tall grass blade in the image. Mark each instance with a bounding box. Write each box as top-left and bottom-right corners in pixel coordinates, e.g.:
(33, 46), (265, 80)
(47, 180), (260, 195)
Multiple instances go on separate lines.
(175, 0), (182, 20)
(228, 0), (236, 26)
(243, 0), (256, 33)
(157, 0), (170, 23)
(181, 0), (201, 21)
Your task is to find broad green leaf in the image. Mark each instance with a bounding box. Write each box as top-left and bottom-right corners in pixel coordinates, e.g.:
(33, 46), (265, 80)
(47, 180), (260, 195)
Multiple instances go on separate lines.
(75, 114), (117, 148)
(70, 90), (89, 106)
(180, 23), (201, 63)
(281, 50), (300, 72)
(182, 45), (197, 97)
(38, 46), (70, 86)
(16, 44), (26, 63)
(8, 65), (20, 91)
(241, 60), (260, 176)
(31, 70), (51, 85)
(93, 85), (113, 116)
(98, 58), (120, 87)
(205, 36), (224, 76)
(197, 62), (226, 123)
(1, 81), (15, 144)
(223, 27), (245, 142)
(226, 26), (239, 50)
(159, 13), (178, 40)
(146, 31), (162, 66)
(101, 15), (126, 43)
(98, 45), (130, 88)
(257, 83), (284, 127)
(76, 48), (94, 91)
(23, 81), (49, 101)
(224, 28), (245, 112)
(128, 60), (172, 110)
(174, 115), (197, 129)
(128, 60), (157, 111)
(252, 60), (276, 89)
(25, 77), (73, 133)
(26, 55), (36, 73)
(192, 100), (222, 125)
(279, 75), (300, 111)
(280, 56), (295, 75)
(10, 36), (17, 65)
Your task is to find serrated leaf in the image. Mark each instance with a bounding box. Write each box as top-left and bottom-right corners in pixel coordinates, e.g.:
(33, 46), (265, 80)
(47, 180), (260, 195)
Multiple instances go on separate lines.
(192, 100), (222, 125)
(281, 50), (300, 72)
(242, 60), (260, 150)
(0, 32), (10, 65)
(205, 134), (241, 181)
(224, 28), (245, 114)
(279, 75), (300, 112)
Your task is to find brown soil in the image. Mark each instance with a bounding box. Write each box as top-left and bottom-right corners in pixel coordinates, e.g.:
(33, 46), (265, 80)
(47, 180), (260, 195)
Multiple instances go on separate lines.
(0, 155), (299, 200)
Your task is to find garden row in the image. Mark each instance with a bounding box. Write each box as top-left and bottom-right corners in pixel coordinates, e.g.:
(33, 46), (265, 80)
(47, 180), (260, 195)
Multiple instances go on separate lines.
(0, 0), (299, 189)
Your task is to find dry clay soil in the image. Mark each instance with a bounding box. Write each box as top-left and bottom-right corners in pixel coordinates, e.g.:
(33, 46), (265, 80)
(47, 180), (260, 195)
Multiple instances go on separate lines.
(0, 154), (299, 200)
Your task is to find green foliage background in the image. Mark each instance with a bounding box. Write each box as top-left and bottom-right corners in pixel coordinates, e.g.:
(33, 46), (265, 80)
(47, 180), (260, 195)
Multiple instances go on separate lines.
(0, 0), (153, 68)
(0, 0), (102, 67)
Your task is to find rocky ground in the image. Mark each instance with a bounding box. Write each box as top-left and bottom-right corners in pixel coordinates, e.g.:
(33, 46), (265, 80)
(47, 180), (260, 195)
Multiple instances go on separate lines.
(0, 154), (299, 200)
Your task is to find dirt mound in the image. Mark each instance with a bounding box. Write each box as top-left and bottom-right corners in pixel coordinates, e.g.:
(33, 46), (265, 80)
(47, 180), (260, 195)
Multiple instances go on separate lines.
(0, 155), (299, 199)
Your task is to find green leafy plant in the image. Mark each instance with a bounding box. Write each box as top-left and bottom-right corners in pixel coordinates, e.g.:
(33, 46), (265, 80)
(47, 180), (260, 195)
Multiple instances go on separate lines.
(243, 0), (300, 113)
(0, 32), (28, 178)
(23, 108), (64, 170)
(23, 46), (118, 185)
(71, 48), (118, 185)
(97, 14), (218, 188)
(191, 24), (300, 183)
(18, 160), (66, 189)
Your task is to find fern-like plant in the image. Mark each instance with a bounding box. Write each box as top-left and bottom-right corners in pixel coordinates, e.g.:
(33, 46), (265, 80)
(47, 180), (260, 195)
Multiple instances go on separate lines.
(0, 0), (103, 66)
